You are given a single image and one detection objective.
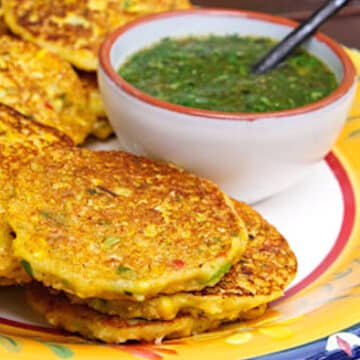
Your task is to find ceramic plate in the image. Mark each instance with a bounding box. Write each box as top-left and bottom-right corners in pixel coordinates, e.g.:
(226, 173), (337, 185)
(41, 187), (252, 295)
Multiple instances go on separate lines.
(0, 50), (360, 360)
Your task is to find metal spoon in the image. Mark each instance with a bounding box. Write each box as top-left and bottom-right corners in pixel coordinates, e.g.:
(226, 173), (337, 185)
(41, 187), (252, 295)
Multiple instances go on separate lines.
(252, 0), (353, 75)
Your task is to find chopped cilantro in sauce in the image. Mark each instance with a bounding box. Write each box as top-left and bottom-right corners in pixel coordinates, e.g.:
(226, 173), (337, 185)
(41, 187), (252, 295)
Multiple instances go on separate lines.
(119, 35), (338, 113)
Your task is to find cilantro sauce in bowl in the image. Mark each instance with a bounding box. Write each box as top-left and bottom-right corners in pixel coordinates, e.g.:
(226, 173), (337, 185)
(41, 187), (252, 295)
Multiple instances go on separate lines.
(118, 35), (338, 113)
(99, 9), (356, 203)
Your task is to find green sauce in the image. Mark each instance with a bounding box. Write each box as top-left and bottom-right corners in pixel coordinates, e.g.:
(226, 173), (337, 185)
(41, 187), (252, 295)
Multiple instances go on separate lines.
(119, 35), (338, 113)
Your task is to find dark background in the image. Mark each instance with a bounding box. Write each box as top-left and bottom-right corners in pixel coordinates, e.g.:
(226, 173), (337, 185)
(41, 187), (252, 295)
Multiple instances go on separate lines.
(193, 0), (360, 48)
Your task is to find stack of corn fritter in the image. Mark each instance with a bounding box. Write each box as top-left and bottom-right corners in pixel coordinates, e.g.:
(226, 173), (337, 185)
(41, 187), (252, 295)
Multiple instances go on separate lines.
(0, 0), (297, 343)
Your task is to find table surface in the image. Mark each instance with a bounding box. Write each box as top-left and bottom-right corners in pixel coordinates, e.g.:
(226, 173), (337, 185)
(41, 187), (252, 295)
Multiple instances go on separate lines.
(193, 0), (360, 49)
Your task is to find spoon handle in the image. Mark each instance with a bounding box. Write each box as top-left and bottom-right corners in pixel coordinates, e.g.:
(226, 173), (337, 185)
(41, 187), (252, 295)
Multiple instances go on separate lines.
(252, 0), (353, 75)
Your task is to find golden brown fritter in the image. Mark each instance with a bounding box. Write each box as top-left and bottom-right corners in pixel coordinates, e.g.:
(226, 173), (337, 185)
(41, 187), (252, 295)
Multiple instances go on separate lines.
(78, 71), (113, 140)
(122, 0), (192, 15)
(90, 117), (113, 140)
(78, 71), (106, 118)
(10, 148), (248, 300)
(3, 0), (192, 71)
(3, 0), (129, 71)
(71, 201), (297, 321)
(0, 277), (16, 286)
(197, 200), (297, 298)
(0, 104), (72, 285)
(0, 35), (95, 144)
(0, 8), (11, 36)
(27, 284), (266, 344)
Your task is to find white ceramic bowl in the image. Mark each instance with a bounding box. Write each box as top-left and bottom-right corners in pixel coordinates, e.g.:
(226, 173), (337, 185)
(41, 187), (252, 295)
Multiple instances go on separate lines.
(98, 9), (357, 203)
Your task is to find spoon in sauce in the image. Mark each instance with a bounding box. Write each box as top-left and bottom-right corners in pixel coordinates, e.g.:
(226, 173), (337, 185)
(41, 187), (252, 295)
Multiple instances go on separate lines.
(252, 0), (353, 75)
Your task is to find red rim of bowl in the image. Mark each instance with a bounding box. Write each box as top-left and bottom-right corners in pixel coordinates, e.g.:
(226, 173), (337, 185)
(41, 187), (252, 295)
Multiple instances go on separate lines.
(99, 8), (357, 121)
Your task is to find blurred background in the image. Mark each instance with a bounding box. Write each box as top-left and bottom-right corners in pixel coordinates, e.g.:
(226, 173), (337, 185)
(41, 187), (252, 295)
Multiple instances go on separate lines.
(193, 0), (360, 48)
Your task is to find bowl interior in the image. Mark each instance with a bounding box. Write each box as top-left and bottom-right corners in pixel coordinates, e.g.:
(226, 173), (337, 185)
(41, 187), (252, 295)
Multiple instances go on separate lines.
(109, 11), (344, 83)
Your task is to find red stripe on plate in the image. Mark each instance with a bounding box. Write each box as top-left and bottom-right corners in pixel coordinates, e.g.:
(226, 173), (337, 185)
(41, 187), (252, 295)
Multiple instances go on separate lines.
(283, 152), (356, 299)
